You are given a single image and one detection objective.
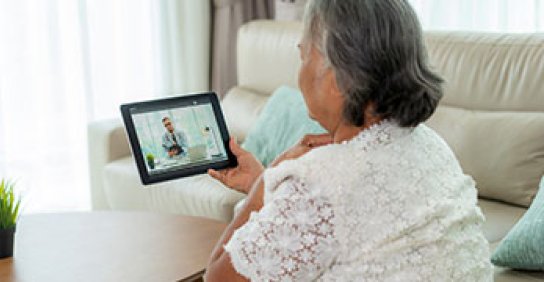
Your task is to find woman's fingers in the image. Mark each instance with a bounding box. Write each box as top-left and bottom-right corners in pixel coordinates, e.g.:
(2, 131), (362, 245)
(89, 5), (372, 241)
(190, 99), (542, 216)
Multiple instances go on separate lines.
(208, 169), (226, 184)
(311, 134), (333, 146)
(300, 134), (333, 147)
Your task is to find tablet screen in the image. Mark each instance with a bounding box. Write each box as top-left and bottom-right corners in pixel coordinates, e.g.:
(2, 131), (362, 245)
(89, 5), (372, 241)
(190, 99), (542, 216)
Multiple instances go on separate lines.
(121, 93), (236, 184)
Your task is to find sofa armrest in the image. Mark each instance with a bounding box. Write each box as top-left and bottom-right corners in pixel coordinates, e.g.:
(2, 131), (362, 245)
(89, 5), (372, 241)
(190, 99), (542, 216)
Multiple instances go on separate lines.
(88, 118), (131, 210)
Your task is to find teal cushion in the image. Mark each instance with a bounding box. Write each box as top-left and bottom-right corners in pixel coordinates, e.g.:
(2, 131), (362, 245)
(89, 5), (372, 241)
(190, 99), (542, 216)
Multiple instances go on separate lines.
(491, 176), (544, 270)
(241, 86), (326, 167)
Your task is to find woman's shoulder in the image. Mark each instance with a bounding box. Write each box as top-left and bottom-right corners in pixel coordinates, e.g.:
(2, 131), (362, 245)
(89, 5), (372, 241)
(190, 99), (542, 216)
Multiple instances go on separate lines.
(405, 124), (465, 172)
(263, 123), (463, 200)
(262, 144), (358, 197)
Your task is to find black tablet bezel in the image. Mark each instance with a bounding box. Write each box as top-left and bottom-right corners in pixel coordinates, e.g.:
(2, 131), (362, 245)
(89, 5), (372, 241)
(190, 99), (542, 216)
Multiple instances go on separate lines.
(120, 92), (237, 185)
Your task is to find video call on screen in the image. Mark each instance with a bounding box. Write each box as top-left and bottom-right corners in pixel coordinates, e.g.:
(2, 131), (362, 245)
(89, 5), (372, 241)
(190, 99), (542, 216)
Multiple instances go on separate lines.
(130, 101), (228, 175)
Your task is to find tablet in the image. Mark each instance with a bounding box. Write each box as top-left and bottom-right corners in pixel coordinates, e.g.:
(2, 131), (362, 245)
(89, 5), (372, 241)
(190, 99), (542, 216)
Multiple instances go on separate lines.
(120, 92), (237, 185)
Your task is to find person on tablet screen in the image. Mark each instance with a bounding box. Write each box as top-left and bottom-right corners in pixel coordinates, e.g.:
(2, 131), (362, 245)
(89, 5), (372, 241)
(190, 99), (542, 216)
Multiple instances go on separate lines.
(161, 117), (188, 157)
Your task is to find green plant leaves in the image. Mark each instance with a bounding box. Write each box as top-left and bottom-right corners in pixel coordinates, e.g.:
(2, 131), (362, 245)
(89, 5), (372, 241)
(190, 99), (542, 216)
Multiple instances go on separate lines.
(0, 179), (21, 230)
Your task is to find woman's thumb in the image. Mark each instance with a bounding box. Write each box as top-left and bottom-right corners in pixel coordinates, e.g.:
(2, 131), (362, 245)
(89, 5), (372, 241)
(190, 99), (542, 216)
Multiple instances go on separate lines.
(229, 138), (245, 157)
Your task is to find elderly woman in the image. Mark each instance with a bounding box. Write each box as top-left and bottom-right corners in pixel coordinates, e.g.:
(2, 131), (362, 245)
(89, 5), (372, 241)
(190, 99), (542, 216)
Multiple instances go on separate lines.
(205, 0), (492, 281)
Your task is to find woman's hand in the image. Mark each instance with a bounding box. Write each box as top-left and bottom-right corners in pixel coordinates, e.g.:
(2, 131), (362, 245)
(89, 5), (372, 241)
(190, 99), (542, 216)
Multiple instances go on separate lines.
(208, 139), (264, 194)
(270, 134), (333, 167)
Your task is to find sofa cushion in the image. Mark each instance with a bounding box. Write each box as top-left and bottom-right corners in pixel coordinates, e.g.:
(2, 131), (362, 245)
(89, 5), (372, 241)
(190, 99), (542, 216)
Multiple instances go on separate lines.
(241, 86), (326, 166)
(102, 157), (245, 222)
(222, 86), (270, 143)
(426, 105), (544, 207)
(237, 21), (302, 94)
(478, 199), (527, 244)
(491, 242), (544, 281)
(492, 177), (544, 270)
(425, 32), (544, 112)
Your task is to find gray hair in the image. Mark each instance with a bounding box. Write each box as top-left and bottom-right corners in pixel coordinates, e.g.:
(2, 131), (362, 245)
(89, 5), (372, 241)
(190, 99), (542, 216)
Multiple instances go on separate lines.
(303, 0), (443, 127)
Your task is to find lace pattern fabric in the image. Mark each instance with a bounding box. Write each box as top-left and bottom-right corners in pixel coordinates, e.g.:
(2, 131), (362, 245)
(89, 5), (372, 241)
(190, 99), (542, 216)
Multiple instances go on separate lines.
(224, 120), (493, 281)
(225, 176), (338, 281)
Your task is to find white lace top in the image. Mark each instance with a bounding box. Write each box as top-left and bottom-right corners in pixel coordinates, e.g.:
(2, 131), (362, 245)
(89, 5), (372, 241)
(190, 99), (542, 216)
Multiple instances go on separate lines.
(224, 121), (493, 281)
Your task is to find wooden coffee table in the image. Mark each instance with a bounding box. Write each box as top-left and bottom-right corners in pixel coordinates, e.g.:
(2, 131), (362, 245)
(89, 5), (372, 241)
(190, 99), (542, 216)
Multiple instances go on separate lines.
(0, 212), (227, 282)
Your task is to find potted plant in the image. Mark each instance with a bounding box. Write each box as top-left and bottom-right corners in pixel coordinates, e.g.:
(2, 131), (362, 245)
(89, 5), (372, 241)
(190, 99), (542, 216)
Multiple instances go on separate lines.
(146, 153), (155, 169)
(0, 179), (20, 258)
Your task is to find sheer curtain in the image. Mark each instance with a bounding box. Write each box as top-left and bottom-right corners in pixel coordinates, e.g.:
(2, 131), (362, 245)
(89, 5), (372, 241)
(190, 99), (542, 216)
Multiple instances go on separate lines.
(409, 0), (544, 32)
(0, 0), (210, 214)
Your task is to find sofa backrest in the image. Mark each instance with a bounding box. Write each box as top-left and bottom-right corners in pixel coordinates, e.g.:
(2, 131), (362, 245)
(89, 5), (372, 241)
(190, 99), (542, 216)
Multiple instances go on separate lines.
(424, 33), (544, 207)
(222, 20), (544, 207)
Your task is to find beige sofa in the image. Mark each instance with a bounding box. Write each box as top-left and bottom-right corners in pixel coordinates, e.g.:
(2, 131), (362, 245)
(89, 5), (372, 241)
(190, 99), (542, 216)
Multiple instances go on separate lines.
(88, 20), (544, 280)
